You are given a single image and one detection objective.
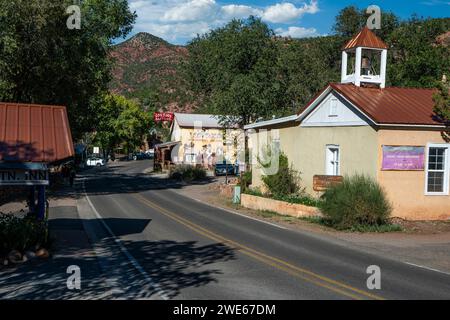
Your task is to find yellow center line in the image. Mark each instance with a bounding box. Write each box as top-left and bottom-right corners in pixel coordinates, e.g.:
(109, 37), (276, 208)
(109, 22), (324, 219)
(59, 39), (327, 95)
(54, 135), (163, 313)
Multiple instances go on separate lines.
(133, 193), (385, 300)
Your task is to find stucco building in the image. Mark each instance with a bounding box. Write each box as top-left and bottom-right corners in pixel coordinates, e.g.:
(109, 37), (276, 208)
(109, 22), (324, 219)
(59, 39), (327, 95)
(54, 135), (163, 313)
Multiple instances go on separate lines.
(170, 113), (244, 167)
(245, 27), (449, 220)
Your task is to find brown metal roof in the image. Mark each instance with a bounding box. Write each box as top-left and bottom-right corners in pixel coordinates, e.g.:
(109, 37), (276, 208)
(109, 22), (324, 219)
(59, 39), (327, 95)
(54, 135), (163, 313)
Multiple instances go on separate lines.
(0, 102), (74, 163)
(329, 83), (441, 126)
(342, 27), (388, 50)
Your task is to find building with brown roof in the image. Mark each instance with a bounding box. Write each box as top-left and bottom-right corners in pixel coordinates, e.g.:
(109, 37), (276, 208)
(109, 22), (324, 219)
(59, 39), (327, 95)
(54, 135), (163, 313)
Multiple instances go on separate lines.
(245, 28), (449, 220)
(0, 102), (75, 219)
(0, 102), (74, 164)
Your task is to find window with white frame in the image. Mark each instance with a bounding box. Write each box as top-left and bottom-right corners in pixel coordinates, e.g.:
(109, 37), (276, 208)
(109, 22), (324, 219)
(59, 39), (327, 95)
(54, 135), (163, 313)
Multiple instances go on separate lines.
(329, 98), (338, 117)
(326, 145), (340, 176)
(425, 144), (449, 195)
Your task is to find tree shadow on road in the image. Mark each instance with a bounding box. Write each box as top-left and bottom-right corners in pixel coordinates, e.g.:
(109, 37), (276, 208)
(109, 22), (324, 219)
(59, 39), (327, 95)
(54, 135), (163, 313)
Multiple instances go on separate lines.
(0, 217), (235, 300)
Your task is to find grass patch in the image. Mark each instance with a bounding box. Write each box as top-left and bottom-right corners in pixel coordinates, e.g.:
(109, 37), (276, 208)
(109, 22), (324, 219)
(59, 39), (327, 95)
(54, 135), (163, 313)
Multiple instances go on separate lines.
(244, 189), (320, 207)
(299, 216), (403, 233)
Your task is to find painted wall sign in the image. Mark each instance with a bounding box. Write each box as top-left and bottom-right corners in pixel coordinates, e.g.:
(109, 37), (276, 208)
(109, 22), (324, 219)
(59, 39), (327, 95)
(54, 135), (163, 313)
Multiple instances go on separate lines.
(381, 146), (425, 171)
(313, 175), (344, 191)
(154, 112), (174, 122)
(0, 169), (49, 186)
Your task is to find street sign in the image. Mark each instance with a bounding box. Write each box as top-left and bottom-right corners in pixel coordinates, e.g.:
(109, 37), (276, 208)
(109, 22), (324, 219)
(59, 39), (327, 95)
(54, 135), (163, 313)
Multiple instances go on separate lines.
(154, 112), (174, 122)
(0, 169), (49, 186)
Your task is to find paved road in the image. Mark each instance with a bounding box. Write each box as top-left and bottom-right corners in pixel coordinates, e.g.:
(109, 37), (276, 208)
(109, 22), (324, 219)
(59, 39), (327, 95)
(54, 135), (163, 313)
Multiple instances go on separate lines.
(79, 160), (450, 300)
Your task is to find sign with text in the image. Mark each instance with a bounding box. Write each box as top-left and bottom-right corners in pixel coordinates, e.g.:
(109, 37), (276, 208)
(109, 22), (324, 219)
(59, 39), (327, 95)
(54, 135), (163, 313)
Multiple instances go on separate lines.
(0, 169), (49, 186)
(154, 112), (174, 122)
(381, 146), (425, 171)
(313, 175), (343, 192)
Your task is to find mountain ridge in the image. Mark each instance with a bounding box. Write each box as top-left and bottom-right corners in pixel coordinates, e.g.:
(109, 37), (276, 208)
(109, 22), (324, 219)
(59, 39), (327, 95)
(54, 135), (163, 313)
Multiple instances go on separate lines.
(109, 32), (196, 113)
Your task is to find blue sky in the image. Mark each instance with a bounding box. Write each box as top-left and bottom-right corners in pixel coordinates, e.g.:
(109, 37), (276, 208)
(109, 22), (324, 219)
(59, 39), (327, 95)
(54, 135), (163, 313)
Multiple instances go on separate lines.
(126, 0), (450, 44)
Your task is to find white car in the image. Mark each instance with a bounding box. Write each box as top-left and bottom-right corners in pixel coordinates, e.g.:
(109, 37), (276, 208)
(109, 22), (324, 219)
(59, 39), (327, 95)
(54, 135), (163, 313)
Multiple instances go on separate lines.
(86, 157), (106, 167)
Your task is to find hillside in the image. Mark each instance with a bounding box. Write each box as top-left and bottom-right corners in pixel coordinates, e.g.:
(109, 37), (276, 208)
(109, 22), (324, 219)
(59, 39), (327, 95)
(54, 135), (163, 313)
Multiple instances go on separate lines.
(109, 32), (196, 112)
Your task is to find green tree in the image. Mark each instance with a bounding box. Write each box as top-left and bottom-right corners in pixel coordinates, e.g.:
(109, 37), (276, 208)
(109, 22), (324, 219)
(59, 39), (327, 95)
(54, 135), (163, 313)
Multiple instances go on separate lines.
(184, 16), (289, 127)
(94, 94), (151, 154)
(387, 17), (450, 88)
(433, 79), (450, 142)
(333, 6), (365, 37)
(0, 0), (136, 139)
(278, 36), (342, 111)
(333, 6), (399, 40)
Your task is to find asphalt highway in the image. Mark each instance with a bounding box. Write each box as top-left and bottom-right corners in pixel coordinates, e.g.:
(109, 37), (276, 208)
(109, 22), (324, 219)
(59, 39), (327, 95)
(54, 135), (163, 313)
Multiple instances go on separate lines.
(79, 160), (450, 300)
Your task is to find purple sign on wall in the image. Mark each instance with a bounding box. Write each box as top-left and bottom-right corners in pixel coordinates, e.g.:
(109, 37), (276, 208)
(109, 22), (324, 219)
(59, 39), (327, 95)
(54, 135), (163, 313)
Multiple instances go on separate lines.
(382, 146), (425, 171)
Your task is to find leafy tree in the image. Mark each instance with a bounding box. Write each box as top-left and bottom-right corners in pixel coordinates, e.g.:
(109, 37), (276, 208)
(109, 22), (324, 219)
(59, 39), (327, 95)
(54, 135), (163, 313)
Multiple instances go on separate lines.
(0, 0), (136, 139)
(333, 6), (365, 37)
(184, 16), (289, 127)
(387, 17), (450, 88)
(433, 79), (450, 142)
(94, 94), (151, 155)
(278, 36), (342, 111)
(333, 6), (399, 40)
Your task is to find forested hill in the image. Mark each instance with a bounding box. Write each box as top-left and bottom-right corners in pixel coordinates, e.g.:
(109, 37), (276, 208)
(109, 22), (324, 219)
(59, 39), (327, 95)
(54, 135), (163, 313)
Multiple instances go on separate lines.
(109, 32), (196, 113)
(109, 17), (450, 116)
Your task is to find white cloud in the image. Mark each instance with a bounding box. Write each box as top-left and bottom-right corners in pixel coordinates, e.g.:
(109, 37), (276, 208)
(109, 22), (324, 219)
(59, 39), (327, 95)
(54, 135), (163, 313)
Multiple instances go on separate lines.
(127, 0), (321, 44)
(162, 0), (219, 22)
(263, 1), (319, 23)
(221, 4), (262, 20)
(275, 26), (319, 38)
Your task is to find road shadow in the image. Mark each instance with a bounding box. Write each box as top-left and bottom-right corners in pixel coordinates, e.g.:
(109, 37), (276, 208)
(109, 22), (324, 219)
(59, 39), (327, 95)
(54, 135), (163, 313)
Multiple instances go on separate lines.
(71, 161), (219, 199)
(0, 216), (235, 300)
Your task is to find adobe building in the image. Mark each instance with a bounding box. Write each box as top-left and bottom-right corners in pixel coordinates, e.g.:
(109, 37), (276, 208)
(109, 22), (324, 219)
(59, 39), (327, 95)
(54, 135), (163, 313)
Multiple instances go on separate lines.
(245, 27), (449, 220)
(169, 113), (244, 167)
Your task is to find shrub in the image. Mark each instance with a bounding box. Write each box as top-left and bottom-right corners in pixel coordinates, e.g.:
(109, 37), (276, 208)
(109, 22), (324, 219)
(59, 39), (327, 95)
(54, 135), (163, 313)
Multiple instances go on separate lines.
(320, 175), (393, 229)
(240, 170), (252, 192)
(0, 214), (48, 256)
(259, 152), (301, 197)
(170, 165), (207, 181)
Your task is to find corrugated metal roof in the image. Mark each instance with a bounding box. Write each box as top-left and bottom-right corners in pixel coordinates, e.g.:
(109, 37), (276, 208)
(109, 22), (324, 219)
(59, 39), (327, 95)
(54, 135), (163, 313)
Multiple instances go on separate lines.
(343, 27), (388, 50)
(174, 113), (239, 128)
(0, 102), (74, 163)
(329, 83), (441, 126)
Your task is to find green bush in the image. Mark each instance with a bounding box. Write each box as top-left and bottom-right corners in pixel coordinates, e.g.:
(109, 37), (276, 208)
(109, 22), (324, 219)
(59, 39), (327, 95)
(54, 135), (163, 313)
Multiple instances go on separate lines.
(240, 170), (252, 192)
(320, 175), (393, 229)
(259, 152), (300, 197)
(170, 165), (207, 181)
(0, 214), (48, 255)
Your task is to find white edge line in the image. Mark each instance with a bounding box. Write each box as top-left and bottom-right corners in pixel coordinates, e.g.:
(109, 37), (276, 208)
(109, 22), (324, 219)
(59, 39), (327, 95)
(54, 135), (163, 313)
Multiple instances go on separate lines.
(186, 195), (288, 230)
(404, 262), (450, 276)
(82, 179), (169, 300)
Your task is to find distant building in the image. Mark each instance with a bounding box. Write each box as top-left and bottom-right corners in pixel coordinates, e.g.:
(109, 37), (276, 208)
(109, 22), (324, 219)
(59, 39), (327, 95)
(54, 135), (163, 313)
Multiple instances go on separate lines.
(245, 27), (449, 220)
(170, 113), (244, 167)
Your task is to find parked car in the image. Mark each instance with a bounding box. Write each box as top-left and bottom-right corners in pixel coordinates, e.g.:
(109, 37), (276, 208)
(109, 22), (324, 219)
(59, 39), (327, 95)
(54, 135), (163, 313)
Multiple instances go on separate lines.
(129, 152), (146, 161)
(145, 149), (155, 159)
(86, 157), (106, 167)
(214, 161), (236, 176)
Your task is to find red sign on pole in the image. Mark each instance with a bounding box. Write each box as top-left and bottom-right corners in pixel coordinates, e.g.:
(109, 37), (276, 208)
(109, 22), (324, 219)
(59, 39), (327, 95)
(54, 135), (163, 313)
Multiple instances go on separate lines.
(153, 112), (174, 122)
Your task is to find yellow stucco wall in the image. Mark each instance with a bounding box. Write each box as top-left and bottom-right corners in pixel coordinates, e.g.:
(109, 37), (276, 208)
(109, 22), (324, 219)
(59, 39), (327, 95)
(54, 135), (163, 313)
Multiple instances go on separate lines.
(173, 124), (243, 164)
(250, 125), (450, 220)
(377, 129), (450, 220)
(251, 125), (378, 196)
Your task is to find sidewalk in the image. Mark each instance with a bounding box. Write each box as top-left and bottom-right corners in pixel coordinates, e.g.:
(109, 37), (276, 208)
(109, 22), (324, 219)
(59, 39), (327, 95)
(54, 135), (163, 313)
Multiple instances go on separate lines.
(174, 179), (450, 274)
(0, 186), (112, 300)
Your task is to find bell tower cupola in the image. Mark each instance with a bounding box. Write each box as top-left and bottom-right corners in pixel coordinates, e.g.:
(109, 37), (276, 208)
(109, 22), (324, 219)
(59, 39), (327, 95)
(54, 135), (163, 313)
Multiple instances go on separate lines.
(341, 27), (388, 88)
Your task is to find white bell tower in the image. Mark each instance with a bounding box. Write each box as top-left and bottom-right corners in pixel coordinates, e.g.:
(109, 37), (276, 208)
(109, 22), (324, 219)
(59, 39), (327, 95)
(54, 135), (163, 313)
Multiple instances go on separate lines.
(341, 27), (388, 89)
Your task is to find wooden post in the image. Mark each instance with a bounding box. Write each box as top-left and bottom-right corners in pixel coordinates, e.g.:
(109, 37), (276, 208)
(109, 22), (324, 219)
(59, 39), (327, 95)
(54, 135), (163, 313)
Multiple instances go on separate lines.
(37, 185), (46, 220)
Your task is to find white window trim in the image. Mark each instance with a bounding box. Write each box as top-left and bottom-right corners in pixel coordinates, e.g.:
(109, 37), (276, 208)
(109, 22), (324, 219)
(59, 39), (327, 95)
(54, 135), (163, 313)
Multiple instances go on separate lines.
(424, 143), (450, 196)
(326, 144), (340, 176)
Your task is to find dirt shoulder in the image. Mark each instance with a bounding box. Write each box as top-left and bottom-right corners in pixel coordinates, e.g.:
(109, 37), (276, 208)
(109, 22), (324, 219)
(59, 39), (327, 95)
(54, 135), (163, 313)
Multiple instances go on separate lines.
(174, 179), (450, 274)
